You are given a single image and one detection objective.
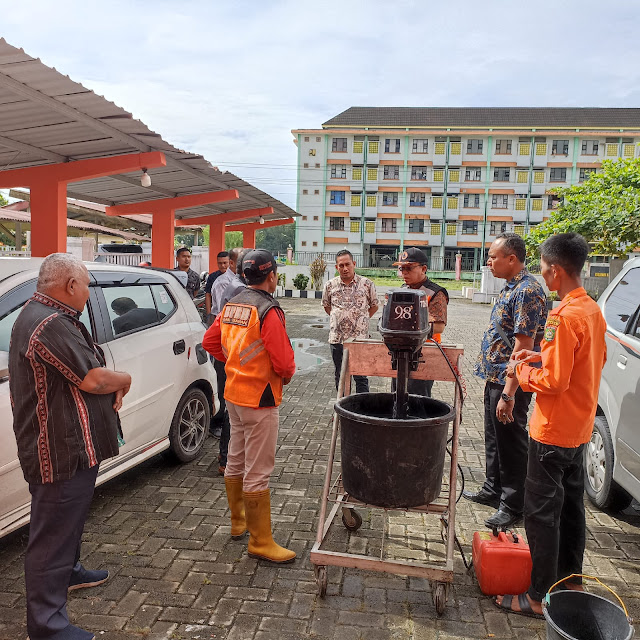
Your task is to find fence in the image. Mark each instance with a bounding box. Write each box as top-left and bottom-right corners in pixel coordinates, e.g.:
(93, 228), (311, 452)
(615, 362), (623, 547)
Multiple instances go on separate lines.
(293, 251), (366, 268)
(93, 253), (152, 266)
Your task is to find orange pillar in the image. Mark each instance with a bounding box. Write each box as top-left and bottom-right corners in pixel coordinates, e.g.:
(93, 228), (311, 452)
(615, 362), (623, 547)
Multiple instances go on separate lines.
(243, 225), (257, 249)
(209, 220), (226, 272)
(151, 208), (176, 269)
(29, 178), (67, 258)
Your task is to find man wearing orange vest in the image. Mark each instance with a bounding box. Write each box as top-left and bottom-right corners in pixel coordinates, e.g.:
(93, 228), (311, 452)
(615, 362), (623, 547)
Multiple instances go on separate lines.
(394, 247), (448, 397)
(203, 249), (297, 564)
(495, 233), (607, 618)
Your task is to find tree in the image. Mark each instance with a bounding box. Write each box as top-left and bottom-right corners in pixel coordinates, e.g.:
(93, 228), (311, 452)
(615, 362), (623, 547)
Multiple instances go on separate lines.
(225, 231), (243, 250)
(526, 158), (640, 258)
(256, 224), (294, 254)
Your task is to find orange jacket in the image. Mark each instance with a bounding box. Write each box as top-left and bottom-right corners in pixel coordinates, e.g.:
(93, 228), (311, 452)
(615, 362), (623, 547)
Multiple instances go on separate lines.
(516, 287), (606, 447)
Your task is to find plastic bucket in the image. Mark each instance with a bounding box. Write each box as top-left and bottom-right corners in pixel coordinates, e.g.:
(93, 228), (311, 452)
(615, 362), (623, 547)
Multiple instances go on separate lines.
(543, 576), (634, 640)
(334, 392), (454, 508)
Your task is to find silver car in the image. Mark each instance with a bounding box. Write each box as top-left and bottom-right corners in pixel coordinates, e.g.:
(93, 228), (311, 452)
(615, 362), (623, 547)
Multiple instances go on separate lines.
(585, 256), (640, 510)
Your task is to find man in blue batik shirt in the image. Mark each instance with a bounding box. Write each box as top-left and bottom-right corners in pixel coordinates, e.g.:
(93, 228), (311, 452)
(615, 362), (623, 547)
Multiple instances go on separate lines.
(465, 233), (547, 529)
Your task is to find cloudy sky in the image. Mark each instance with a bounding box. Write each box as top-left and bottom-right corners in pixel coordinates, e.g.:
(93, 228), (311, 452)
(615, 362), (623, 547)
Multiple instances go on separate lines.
(4, 0), (640, 208)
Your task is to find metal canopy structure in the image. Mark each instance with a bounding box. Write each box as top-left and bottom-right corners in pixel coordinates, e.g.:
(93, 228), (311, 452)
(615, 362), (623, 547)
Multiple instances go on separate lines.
(0, 39), (296, 226)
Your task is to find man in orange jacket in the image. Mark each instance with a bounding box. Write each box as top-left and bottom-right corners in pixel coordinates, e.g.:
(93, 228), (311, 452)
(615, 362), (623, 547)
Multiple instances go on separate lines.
(495, 233), (607, 618)
(203, 249), (297, 564)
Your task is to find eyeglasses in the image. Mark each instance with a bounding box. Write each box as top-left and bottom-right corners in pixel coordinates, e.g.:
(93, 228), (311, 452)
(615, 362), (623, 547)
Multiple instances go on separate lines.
(398, 264), (421, 272)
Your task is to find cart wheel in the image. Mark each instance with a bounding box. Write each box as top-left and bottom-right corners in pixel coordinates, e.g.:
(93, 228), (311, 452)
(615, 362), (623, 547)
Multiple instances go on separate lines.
(341, 508), (363, 532)
(433, 582), (447, 615)
(315, 565), (328, 597)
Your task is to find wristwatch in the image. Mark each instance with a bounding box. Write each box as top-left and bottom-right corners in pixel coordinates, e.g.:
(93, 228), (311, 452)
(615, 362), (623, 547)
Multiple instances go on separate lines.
(501, 392), (515, 403)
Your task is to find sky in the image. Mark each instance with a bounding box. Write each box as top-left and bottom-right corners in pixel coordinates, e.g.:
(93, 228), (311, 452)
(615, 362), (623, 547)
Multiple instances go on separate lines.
(3, 0), (640, 209)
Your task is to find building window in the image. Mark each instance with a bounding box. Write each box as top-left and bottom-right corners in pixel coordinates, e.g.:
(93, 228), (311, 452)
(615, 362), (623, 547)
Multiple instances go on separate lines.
(408, 219), (425, 233)
(368, 140), (379, 153)
(303, 162), (309, 168)
(315, 163), (320, 168)
(381, 218), (397, 232)
(332, 138), (347, 152)
(301, 241), (307, 246)
(492, 194), (508, 209)
(412, 166), (429, 181)
(366, 193), (377, 207)
(490, 221), (507, 235)
(548, 195), (561, 210)
(461, 220), (478, 235)
(302, 216), (307, 220)
(316, 136), (321, 142)
(350, 193), (361, 206)
(463, 194), (480, 208)
(495, 139), (512, 154)
(382, 192), (398, 206)
(465, 167), (481, 181)
(432, 169), (445, 182)
(516, 170), (529, 183)
(312, 241), (318, 246)
(579, 168), (596, 182)
(493, 168), (511, 182)
(449, 169), (460, 182)
(430, 222), (442, 235)
(581, 140), (599, 155)
(531, 198), (543, 211)
(435, 142), (446, 155)
(519, 142), (531, 155)
(606, 143), (619, 156)
(313, 216), (319, 221)
(314, 189), (319, 195)
(330, 191), (345, 205)
(513, 225), (525, 237)
(412, 139), (428, 153)
(304, 136), (309, 142)
(552, 139), (569, 155)
(367, 167), (378, 181)
(533, 170), (545, 184)
(467, 139), (483, 154)
(549, 168), (567, 182)
(353, 140), (364, 153)
(350, 220), (360, 233)
(330, 165), (346, 179)
(329, 217), (345, 231)
(535, 142), (547, 155)
(432, 195), (443, 208)
(450, 142), (462, 154)
(384, 138), (401, 153)
(446, 223), (457, 236)
(409, 193), (426, 207)
(383, 165), (400, 180)
(515, 197), (527, 211)
(352, 167), (363, 181)
(365, 221), (375, 233)
(623, 143), (635, 157)
(448, 196), (459, 210)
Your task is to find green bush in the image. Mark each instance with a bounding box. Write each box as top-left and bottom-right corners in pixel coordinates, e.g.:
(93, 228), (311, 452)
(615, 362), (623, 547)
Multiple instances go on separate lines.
(293, 273), (309, 290)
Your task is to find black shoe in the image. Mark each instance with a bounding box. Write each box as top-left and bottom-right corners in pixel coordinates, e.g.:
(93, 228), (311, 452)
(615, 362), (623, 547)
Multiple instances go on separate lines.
(462, 489), (500, 508)
(484, 509), (522, 530)
(68, 563), (109, 592)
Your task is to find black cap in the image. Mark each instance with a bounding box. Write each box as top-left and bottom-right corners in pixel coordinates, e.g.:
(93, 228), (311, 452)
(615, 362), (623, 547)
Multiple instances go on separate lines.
(393, 247), (428, 266)
(242, 249), (276, 278)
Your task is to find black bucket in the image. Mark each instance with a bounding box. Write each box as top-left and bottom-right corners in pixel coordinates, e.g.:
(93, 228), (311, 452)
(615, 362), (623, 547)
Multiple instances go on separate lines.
(543, 590), (634, 640)
(334, 392), (454, 508)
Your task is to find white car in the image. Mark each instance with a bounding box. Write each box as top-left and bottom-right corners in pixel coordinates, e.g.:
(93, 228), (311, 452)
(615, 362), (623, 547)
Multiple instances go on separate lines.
(0, 258), (218, 539)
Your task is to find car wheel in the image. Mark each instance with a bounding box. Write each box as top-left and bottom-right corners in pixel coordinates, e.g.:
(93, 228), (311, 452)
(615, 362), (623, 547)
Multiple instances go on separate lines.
(584, 415), (633, 511)
(168, 387), (210, 462)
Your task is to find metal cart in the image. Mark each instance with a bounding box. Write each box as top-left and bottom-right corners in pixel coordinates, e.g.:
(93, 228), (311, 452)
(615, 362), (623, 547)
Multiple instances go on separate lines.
(310, 339), (464, 614)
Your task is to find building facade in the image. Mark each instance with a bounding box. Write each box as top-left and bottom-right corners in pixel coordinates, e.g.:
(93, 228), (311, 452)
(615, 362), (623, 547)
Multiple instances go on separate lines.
(292, 107), (640, 269)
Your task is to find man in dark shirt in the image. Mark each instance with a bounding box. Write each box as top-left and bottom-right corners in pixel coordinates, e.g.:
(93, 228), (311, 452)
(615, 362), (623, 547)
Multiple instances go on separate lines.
(9, 253), (131, 640)
(205, 251), (230, 323)
(110, 297), (163, 335)
(174, 246), (201, 298)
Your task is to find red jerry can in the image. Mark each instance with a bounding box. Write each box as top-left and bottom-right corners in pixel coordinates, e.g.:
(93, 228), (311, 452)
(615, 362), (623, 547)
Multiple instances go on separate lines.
(472, 530), (532, 596)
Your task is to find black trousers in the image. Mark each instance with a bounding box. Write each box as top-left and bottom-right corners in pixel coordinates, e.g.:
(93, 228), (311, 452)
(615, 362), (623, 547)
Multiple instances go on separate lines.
(481, 381), (531, 515)
(330, 343), (369, 394)
(525, 439), (586, 602)
(26, 465), (99, 639)
(391, 377), (434, 398)
(212, 358), (231, 466)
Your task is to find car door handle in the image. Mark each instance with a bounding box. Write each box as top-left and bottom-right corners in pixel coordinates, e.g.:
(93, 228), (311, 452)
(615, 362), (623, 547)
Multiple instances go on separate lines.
(616, 355), (627, 369)
(173, 339), (186, 355)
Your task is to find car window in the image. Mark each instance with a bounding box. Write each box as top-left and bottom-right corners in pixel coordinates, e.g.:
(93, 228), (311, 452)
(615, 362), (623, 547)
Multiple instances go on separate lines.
(103, 284), (168, 337)
(151, 284), (177, 318)
(604, 267), (640, 334)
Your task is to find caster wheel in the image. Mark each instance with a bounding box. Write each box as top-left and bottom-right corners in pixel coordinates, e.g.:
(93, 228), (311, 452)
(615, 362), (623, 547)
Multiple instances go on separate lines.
(315, 565), (328, 597)
(341, 508), (363, 532)
(433, 582), (447, 615)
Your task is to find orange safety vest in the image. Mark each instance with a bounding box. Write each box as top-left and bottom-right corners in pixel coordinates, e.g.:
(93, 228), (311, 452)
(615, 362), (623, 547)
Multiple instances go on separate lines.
(219, 288), (284, 409)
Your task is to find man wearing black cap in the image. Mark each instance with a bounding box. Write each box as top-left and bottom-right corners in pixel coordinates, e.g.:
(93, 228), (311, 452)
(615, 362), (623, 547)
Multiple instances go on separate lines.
(394, 247), (449, 397)
(203, 249), (297, 564)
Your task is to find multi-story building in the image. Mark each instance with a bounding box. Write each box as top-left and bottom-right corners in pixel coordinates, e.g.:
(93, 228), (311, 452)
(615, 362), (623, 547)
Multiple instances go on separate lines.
(292, 107), (640, 269)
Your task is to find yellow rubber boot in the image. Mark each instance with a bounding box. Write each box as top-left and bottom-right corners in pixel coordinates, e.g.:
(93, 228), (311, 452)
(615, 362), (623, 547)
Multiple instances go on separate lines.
(224, 477), (247, 540)
(243, 489), (296, 563)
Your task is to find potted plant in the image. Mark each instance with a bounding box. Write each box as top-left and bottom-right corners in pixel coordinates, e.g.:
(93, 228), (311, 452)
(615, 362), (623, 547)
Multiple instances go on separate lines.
(309, 254), (327, 298)
(293, 273), (309, 297)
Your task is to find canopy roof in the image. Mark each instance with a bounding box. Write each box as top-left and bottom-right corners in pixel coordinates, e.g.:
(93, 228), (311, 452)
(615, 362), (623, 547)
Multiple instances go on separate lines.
(0, 39), (296, 225)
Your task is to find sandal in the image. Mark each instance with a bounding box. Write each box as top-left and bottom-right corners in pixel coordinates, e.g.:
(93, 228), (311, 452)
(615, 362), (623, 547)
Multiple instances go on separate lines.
(493, 593), (544, 619)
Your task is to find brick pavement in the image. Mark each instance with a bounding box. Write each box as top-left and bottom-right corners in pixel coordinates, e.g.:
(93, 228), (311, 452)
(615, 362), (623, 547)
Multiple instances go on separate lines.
(0, 296), (638, 639)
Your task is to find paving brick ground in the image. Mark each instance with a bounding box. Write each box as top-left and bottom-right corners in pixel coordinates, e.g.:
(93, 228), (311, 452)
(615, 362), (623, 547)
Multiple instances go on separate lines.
(0, 295), (638, 639)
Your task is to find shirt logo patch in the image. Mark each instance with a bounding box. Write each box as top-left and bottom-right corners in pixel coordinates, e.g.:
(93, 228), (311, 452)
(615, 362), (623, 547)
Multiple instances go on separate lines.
(222, 304), (252, 327)
(544, 326), (557, 342)
(546, 316), (561, 327)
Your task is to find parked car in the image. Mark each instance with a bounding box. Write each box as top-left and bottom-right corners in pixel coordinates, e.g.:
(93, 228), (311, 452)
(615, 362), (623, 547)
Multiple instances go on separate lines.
(586, 256), (640, 511)
(0, 258), (218, 539)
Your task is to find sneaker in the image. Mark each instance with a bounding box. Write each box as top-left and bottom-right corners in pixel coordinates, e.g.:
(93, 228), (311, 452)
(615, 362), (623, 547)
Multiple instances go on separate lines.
(212, 427), (222, 439)
(68, 562), (109, 592)
(29, 624), (95, 639)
